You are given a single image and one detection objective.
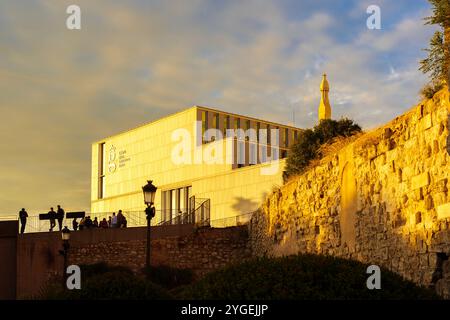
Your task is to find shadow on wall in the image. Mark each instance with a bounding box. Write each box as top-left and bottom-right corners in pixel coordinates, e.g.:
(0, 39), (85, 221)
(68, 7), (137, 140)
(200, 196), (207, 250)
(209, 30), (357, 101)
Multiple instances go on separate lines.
(447, 115), (450, 156)
(232, 197), (259, 214)
(340, 161), (357, 250)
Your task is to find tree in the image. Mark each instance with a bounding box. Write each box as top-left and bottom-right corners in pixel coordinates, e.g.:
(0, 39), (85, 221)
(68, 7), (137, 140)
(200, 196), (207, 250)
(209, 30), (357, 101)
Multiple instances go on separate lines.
(284, 118), (361, 180)
(420, 0), (450, 86)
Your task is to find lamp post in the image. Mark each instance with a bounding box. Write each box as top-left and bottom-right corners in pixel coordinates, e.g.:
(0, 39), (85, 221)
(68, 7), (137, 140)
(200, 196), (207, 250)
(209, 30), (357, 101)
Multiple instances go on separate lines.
(142, 180), (157, 270)
(60, 226), (71, 288)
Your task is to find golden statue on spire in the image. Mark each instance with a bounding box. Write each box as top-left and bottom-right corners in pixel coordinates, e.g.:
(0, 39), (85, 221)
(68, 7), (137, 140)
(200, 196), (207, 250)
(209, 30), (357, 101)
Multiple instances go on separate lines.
(318, 73), (332, 122)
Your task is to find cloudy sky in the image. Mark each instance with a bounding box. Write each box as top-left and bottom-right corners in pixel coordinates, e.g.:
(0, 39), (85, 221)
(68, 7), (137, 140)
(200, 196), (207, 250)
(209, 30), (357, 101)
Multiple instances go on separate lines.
(0, 0), (437, 215)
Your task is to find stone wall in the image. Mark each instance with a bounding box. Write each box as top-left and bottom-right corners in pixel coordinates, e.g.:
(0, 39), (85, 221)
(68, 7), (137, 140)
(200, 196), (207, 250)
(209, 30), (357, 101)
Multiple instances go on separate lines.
(0, 221), (18, 299)
(16, 224), (250, 298)
(68, 226), (250, 278)
(249, 88), (450, 297)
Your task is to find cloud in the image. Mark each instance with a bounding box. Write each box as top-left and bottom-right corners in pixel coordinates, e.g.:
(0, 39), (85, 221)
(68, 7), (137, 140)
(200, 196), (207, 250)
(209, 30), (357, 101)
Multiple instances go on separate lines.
(0, 0), (436, 214)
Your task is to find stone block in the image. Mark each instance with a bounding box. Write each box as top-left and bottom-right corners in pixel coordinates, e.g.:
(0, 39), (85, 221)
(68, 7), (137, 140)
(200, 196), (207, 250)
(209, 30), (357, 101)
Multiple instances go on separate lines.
(383, 128), (393, 139)
(436, 203), (450, 220)
(402, 167), (412, 181)
(404, 137), (417, 149)
(422, 114), (432, 130)
(415, 212), (422, 225)
(367, 145), (377, 160)
(424, 195), (434, 210)
(411, 173), (430, 190)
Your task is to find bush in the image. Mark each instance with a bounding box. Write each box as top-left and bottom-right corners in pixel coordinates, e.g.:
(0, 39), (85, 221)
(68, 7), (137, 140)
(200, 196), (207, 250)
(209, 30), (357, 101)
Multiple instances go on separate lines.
(40, 263), (173, 300)
(144, 265), (194, 289)
(179, 254), (439, 300)
(420, 81), (444, 99)
(284, 118), (361, 179)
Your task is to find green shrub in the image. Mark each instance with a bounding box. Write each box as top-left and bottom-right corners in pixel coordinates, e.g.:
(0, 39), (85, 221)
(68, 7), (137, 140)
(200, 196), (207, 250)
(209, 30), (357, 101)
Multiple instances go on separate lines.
(144, 265), (194, 289)
(179, 254), (439, 300)
(40, 263), (173, 300)
(420, 81), (444, 99)
(284, 118), (361, 180)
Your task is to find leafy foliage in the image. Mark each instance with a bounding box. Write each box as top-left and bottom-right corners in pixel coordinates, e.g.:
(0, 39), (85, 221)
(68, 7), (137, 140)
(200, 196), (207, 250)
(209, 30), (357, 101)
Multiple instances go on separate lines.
(284, 118), (361, 179)
(179, 254), (440, 300)
(40, 263), (173, 300)
(420, 81), (445, 99)
(420, 31), (446, 82)
(424, 0), (450, 26)
(420, 0), (450, 84)
(144, 265), (194, 289)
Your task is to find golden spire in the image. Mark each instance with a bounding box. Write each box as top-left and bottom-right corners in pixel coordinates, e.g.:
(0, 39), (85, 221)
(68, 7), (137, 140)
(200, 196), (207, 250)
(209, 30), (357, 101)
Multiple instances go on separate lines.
(318, 73), (332, 122)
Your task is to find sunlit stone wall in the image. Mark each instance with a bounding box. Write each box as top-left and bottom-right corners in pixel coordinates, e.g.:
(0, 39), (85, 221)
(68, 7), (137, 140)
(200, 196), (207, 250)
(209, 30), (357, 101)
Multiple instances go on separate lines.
(249, 88), (450, 297)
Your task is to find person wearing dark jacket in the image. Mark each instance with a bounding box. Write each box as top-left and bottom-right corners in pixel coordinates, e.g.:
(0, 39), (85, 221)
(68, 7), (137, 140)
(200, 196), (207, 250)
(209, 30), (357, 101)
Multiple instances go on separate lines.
(99, 218), (108, 228)
(48, 207), (57, 231)
(85, 216), (93, 229)
(19, 208), (28, 234)
(72, 218), (79, 231)
(56, 205), (65, 231)
(93, 217), (99, 228)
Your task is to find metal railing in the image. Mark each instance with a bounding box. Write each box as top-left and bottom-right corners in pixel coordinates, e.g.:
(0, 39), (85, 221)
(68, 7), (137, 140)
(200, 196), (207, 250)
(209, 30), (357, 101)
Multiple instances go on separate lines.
(209, 211), (255, 228)
(4, 210), (168, 233)
(1, 208), (254, 233)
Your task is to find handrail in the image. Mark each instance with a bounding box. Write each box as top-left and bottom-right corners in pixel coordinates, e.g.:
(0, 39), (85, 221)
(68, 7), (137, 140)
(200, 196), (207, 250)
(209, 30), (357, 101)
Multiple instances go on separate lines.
(0, 209), (256, 233)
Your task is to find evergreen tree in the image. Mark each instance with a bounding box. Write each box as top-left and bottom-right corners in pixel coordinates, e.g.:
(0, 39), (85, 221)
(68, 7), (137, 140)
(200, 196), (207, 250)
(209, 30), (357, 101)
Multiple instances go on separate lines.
(284, 118), (361, 180)
(420, 0), (450, 85)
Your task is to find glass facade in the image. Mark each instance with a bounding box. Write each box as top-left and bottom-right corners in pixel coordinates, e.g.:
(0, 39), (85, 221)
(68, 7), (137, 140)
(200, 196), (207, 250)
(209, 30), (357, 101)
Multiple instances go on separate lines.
(98, 143), (105, 199)
(161, 186), (192, 223)
(198, 109), (300, 167)
(224, 115), (230, 137)
(201, 111), (208, 143)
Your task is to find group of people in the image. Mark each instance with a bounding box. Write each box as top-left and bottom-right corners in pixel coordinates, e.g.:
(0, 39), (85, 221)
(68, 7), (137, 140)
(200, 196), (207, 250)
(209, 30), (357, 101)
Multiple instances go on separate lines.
(18, 205), (65, 234)
(18, 207), (128, 234)
(47, 205), (66, 231)
(72, 210), (127, 231)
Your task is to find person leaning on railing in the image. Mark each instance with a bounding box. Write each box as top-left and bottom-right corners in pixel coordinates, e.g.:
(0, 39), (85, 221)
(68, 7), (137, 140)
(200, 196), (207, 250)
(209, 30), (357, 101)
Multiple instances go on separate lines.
(19, 208), (28, 234)
(99, 218), (108, 228)
(72, 218), (79, 231)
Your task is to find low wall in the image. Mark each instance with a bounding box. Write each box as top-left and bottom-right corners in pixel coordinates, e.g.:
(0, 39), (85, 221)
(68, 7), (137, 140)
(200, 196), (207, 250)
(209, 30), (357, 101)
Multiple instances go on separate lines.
(0, 221), (18, 299)
(16, 224), (250, 298)
(249, 88), (450, 297)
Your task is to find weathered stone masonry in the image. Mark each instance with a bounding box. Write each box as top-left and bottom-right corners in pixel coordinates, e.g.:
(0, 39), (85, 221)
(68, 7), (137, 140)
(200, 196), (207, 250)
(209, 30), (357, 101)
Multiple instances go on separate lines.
(249, 88), (450, 297)
(15, 225), (250, 298)
(69, 226), (250, 278)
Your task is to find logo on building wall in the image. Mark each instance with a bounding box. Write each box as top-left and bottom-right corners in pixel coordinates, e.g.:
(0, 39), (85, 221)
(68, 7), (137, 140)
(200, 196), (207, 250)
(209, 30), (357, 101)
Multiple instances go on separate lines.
(108, 145), (117, 173)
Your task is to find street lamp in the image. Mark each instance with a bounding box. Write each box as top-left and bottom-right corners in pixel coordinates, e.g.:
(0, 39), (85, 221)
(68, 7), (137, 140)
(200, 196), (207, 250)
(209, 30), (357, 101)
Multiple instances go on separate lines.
(59, 226), (71, 288)
(142, 180), (157, 269)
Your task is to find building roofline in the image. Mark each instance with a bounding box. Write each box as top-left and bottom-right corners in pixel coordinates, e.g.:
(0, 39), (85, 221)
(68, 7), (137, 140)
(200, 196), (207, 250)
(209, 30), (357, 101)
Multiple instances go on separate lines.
(92, 105), (303, 144)
(195, 105), (303, 131)
(92, 106), (198, 144)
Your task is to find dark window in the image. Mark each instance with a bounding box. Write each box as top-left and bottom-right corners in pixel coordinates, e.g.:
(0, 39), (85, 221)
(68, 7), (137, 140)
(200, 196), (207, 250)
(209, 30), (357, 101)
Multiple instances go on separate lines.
(224, 115), (230, 137)
(202, 111), (208, 143)
(98, 143), (105, 199)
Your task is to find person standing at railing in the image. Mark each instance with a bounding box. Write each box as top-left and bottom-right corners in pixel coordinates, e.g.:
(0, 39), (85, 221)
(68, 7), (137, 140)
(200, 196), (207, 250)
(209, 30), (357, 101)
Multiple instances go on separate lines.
(117, 210), (124, 228)
(99, 218), (108, 228)
(111, 212), (118, 228)
(79, 217), (85, 230)
(19, 208), (28, 234)
(72, 218), (79, 231)
(56, 205), (65, 231)
(48, 207), (57, 232)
